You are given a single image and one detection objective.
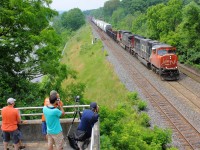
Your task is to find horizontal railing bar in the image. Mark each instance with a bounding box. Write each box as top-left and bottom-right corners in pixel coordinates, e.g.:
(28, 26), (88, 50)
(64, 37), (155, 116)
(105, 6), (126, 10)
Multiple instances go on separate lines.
(18, 105), (90, 110)
(0, 105), (90, 110)
(19, 112), (82, 116)
(0, 105), (90, 118)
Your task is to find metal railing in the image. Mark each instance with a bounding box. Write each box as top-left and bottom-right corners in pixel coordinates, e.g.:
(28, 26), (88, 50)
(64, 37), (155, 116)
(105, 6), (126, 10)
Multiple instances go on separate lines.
(0, 105), (90, 118)
(0, 105), (99, 150)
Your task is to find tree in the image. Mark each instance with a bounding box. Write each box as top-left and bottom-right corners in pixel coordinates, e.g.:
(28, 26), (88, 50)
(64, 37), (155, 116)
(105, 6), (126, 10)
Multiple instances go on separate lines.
(132, 12), (148, 36)
(147, 3), (165, 39)
(111, 8), (126, 27)
(147, 0), (183, 39)
(158, 0), (183, 38)
(177, 2), (200, 65)
(61, 8), (85, 31)
(87, 8), (105, 20)
(103, 0), (120, 20)
(0, 0), (68, 106)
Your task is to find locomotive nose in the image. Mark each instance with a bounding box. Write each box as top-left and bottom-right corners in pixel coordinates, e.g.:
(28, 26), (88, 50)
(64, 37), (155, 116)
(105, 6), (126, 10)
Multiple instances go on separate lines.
(161, 54), (178, 68)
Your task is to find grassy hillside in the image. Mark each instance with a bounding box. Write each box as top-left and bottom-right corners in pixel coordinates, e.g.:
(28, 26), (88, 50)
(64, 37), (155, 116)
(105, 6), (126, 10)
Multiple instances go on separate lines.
(60, 23), (175, 150)
(61, 23), (129, 109)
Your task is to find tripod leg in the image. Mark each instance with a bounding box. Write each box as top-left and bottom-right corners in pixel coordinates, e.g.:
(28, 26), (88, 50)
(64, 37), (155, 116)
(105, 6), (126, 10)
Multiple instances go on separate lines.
(67, 111), (77, 136)
(78, 111), (82, 119)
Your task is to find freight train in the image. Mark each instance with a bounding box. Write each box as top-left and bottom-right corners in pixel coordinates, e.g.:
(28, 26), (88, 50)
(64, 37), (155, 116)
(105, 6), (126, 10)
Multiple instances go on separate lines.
(91, 18), (180, 80)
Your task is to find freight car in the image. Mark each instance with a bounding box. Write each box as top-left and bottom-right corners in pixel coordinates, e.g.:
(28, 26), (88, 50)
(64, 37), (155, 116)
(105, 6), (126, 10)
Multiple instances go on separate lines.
(91, 18), (179, 80)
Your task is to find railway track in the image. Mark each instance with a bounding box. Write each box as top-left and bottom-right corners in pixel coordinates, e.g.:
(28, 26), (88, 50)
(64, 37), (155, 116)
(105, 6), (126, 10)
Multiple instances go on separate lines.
(91, 22), (200, 149)
(178, 63), (200, 83)
(167, 81), (200, 111)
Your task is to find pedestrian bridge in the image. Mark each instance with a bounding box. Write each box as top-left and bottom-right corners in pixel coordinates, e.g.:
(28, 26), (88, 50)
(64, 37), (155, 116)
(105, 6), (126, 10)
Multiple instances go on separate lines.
(0, 105), (100, 150)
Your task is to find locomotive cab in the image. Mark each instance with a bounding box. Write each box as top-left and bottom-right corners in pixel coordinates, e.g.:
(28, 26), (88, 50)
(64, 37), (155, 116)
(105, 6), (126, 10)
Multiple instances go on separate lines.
(150, 44), (179, 80)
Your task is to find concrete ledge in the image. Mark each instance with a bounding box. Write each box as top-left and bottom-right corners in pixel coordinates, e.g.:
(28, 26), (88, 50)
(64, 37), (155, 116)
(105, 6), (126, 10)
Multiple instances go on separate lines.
(0, 118), (80, 142)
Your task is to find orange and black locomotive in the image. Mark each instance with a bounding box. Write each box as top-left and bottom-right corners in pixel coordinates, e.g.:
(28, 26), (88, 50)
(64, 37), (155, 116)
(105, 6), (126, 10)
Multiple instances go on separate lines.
(92, 17), (179, 80)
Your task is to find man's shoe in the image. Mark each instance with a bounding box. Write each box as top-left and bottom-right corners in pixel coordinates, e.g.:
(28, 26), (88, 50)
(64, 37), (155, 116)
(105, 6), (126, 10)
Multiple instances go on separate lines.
(81, 139), (90, 150)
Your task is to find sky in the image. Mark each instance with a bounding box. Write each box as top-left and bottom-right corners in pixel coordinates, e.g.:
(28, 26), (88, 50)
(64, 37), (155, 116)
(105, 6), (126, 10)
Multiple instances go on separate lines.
(50, 0), (109, 11)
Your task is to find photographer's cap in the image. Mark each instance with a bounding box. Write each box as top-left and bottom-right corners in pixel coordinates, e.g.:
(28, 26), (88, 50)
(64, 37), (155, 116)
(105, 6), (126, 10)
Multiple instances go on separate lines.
(7, 98), (16, 104)
(90, 102), (97, 109)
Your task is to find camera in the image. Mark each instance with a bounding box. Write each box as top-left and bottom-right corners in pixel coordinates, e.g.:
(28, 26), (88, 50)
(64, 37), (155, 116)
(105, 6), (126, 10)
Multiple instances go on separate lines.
(75, 96), (80, 103)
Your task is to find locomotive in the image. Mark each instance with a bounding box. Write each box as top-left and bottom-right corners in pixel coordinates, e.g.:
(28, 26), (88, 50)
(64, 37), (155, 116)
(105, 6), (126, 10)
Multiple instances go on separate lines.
(92, 18), (179, 80)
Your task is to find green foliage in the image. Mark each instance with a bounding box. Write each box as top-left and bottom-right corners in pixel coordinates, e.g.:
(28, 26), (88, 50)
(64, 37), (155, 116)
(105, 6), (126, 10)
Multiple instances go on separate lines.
(51, 15), (64, 34)
(87, 8), (105, 20)
(176, 2), (200, 66)
(121, 0), (167, 15)
(103, 0), (120, 19)
(100, 102), (172, 150)
(104, 50), (109, 57)
(137, 100), (147, 111)
(63, 82), (86, 103)
(132, 12), (148, 36)
(61, 8), (85, 31)
(0, 0), (88, 108)
(80, 43), (94, 55)
(139, 112), (150, 127)
(127, 92), (139, 101)
(118, 14), (135, 30)
(0, 0), (69, 106)
(62, 23), (174, 149)
(151, 126), (172, 147)
(147, 0), (182, 39)
(111, 8), (125, 27)
(100, 135), (116, 150)
(147, 3), (166, 39)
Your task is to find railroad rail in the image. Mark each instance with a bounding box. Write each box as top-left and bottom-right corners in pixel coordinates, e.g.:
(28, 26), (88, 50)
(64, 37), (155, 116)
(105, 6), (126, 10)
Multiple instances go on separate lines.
(178, 63), (200, 83)
(91, 22), (200, 149)
(167, 81), (200, 112)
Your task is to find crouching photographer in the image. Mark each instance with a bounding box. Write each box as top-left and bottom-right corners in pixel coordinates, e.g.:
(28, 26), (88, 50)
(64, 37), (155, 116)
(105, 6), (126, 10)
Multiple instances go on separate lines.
(68, 102), (99, 150)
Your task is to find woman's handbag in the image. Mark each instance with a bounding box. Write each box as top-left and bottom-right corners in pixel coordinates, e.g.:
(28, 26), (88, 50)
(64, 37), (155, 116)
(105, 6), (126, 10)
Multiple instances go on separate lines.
(74, 130), (87, 141)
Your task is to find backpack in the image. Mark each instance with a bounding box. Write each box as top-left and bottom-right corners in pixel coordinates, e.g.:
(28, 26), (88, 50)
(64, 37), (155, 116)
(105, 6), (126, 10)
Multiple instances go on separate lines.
(68, 135), (80, 150)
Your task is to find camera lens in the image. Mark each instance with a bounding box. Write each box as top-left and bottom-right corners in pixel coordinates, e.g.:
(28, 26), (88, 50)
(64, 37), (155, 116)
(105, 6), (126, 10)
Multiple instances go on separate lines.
(75, 96), (80, 102)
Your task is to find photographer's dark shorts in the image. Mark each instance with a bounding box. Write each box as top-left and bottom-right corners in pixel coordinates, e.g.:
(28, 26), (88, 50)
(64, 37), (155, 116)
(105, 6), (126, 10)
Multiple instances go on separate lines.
(42, 121), (47, 135)
(2, 129), (20, 144)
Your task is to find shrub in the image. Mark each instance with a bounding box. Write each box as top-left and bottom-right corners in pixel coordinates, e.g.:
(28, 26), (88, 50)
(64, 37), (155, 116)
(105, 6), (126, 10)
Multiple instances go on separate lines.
(127, 92), (139, 101)
(100, 135), (115, 150)
(137, 100), (147, 111)
(139, 112), (150, 127)
(104, 50), (109, 56)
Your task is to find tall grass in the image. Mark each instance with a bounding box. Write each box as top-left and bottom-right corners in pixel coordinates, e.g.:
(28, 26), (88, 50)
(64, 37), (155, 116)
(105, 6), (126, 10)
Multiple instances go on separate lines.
(61, 23), (129, 109)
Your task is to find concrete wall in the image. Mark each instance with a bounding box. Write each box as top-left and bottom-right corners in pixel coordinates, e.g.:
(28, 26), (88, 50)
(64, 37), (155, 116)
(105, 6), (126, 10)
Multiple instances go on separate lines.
(0, 118), (80, 142)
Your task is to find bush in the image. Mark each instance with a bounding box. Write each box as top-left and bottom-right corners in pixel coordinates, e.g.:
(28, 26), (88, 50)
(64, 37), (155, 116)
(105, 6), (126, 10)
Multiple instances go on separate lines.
(127, 92), (139, 101)
(104, 50), (109, 56)
(100, 103), (173, 150)
(139, 112), (150, 127)
(100, 135), (116, 150)
(137, 100), (147, 111)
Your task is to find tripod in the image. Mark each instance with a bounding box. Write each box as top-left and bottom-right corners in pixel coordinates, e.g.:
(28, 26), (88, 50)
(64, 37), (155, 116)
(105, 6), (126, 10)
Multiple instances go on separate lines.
(67, 97), (82, 137)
